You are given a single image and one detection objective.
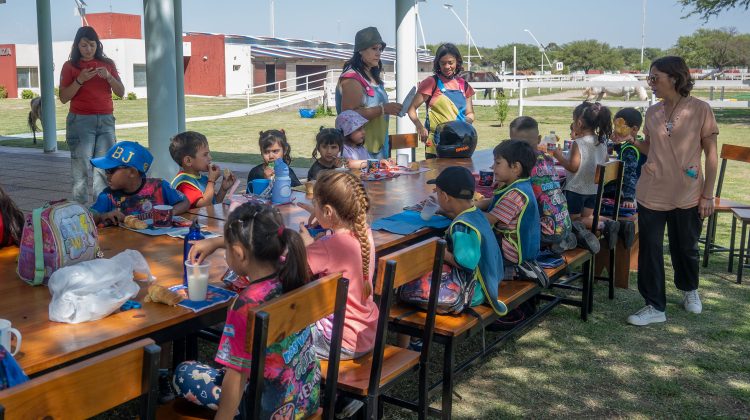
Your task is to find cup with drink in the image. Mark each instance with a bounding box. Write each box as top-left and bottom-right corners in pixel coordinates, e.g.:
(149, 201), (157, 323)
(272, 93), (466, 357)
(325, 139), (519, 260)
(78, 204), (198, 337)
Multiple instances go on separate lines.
(185, 260), (210, 301)
(0, 319), (21, 356)
(420, 196), (440, 221)
(152, 205), (174, 228)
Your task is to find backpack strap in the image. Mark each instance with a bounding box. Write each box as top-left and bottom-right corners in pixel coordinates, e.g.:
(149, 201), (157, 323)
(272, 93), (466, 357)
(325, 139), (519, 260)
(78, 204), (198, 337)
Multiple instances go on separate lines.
(340, 71), (375, 97)
(31, 206), (45, 286)
(423, 75), (439, 131)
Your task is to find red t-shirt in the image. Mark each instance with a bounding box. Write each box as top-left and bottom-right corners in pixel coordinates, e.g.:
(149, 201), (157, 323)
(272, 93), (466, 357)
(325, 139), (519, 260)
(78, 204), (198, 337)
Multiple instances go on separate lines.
(60, 59), (118, 115)
(417, 74), (475, 108)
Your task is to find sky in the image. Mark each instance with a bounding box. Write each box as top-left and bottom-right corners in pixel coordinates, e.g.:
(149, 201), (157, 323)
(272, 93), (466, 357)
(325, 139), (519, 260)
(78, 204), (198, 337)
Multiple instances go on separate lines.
(1, 0), (749, 50)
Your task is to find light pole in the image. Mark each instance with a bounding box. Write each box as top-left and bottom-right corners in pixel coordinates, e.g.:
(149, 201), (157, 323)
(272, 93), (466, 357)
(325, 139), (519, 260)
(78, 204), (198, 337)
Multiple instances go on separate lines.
(523, 29), (552, 75)
(443, 3), (482, 71)
(270, 0), (275, 37)
(640, 0), (647, 70)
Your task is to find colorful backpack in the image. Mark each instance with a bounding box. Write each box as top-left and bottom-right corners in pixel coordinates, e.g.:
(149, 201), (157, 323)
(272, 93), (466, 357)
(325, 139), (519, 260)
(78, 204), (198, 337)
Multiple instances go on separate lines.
(398, 263), (476, 315)
(16, 200), (99, 286)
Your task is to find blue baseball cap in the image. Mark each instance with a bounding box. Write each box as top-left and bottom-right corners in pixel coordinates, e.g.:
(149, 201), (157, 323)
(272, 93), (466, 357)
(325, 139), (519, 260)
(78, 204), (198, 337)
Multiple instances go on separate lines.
(90, 141), (153, 174)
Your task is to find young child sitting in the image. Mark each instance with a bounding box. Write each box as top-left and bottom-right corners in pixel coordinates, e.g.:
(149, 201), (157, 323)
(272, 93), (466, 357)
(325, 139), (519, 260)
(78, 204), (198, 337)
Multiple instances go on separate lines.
(509, 116), (576, 253)
(609, 107), (647, 212)
(551, 101), (626, 251)
(336, 110), (391, 170)
(174, 203), (321, 419)
(89, 141), (189, 225)
(307, 127), (345, 181)
(297, 171), (379, 361)
(169, 131), (237, 209)
(477, 140), (540, 275)
(429, 166), (506, 315)
(246, 129), (302, 193)
(0, 185), (24, 248)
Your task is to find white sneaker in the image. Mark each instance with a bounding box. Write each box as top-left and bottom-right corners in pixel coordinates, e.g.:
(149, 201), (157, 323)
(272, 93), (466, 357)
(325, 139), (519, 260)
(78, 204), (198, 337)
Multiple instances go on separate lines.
(682, 289), (702, 314)
(626, 305), (666, 326)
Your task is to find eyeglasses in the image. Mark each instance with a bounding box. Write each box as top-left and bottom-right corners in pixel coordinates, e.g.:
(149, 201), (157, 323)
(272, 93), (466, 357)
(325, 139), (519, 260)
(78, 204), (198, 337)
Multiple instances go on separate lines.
(647, 75), (659, 84)
(105, 166), (128, 175)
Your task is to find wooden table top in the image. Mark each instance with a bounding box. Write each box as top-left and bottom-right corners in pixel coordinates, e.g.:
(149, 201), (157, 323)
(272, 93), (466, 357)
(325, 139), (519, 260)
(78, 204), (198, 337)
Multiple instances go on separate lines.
(190, 150), (496, 253)
(732, 208), (750, 221)
(0, 215), (229, 376)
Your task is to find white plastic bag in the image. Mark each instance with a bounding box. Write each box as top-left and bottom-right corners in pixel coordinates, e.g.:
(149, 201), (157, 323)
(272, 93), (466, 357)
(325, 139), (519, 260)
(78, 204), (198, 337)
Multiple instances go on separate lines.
(48, 250), (154, 323)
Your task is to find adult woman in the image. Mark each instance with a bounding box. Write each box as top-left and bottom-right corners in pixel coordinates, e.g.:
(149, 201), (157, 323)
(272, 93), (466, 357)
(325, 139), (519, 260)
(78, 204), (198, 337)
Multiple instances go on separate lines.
(336, 27), (401, 159)
(406, 43), (475, 159)
(59, 26), (125, 204)
(626, 56), (718, 326)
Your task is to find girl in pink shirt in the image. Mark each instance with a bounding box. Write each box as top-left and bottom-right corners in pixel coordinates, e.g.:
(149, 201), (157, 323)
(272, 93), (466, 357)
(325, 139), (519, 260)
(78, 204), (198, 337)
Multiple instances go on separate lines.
(298, 171), (379, 359)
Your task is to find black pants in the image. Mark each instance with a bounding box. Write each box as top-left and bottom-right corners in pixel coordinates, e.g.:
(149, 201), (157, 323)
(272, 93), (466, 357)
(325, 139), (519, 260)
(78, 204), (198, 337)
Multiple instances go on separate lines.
(637, 205), (702, 312)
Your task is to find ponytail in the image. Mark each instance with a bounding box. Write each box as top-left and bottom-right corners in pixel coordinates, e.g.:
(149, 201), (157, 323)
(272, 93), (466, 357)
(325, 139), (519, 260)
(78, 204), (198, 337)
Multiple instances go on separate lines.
(278, 227), (311, 292)
(573, 101), (613, 144)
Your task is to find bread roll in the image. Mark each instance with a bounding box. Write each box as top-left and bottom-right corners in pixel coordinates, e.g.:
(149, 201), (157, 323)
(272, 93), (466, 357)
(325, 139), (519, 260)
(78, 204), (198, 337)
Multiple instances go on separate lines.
(124, 215), (148, 230)
(143, 284), (184, 306)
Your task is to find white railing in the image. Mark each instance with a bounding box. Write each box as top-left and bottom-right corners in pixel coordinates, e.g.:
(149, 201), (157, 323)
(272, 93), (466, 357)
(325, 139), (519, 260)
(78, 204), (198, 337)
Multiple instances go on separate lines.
(243, 68), (341, 111)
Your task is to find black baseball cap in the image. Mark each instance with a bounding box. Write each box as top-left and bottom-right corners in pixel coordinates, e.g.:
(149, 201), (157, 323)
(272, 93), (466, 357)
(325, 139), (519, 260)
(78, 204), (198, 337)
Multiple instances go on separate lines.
(427, 166), (475, 199)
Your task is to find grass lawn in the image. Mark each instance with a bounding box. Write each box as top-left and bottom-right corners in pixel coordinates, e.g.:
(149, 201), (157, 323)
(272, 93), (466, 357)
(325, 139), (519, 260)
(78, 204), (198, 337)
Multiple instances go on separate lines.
(62, 99), (750, 418)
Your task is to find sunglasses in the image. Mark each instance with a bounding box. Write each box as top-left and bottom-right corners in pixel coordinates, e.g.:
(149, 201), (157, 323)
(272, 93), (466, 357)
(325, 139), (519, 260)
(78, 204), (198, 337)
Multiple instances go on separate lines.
(647, 75), (659, 84)
(105, 166), (128, 175)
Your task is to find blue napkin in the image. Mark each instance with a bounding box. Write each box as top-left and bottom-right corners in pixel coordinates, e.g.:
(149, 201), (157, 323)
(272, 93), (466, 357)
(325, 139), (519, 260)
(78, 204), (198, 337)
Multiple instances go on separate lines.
(372, 210), (451, 235)
(0, 345), (28, 390)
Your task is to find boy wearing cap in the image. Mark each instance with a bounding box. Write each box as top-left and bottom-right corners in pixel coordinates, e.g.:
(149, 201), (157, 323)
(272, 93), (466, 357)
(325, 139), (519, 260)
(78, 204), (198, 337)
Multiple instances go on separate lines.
(428, 166), (507, 316)
(90, 141), (190, 225)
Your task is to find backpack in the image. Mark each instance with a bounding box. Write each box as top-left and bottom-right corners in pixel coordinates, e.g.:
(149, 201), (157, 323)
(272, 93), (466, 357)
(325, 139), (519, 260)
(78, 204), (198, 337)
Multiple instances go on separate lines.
(398, 263), (476, 315)
(16, 200), (100, 286)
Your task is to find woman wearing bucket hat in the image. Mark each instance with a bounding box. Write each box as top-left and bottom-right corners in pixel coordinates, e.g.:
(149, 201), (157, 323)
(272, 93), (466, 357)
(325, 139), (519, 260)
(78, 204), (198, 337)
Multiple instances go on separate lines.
(336, 27), (402, 160)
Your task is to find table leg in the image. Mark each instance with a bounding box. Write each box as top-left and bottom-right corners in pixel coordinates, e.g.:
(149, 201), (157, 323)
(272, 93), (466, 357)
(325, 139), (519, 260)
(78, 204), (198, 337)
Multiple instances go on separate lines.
(738, 223), (747, 285)
(441, 338), (456, 420)
(729, 217), (737, 273)
(172, 338), (186, 368)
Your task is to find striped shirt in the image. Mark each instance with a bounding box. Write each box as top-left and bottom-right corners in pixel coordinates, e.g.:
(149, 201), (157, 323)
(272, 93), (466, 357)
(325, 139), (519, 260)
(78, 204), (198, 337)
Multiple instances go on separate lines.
(489, 189), (527, 264)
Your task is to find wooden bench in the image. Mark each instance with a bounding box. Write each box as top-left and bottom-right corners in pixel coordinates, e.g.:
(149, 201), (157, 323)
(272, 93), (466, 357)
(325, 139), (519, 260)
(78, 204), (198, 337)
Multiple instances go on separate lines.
(159, 273), (349, 420)
(0, 339), (160, 420)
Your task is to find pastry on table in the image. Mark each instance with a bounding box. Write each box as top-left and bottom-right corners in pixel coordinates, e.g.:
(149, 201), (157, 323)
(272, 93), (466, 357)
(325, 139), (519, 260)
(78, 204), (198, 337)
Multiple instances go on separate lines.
(143, 284), (184, 306)
(123, 215), (148, 230)
(409, 162), (421, 171)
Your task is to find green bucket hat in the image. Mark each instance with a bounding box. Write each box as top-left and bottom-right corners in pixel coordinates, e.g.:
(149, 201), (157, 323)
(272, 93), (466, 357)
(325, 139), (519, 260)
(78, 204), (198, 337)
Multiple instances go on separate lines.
(354, 27), (386, 52)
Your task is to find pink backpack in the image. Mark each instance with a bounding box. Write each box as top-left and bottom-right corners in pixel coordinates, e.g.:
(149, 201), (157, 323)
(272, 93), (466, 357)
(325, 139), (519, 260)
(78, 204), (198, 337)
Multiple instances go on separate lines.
(16, 200), (99, 286)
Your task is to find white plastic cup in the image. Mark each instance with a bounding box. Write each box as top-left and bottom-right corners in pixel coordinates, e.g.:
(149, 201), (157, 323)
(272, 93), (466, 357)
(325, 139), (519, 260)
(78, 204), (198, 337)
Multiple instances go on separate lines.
(0, 319), (21, 356)
(185, 261), (210, 301)
(420, 196), (440, 221)
(397, 154), (409, 167)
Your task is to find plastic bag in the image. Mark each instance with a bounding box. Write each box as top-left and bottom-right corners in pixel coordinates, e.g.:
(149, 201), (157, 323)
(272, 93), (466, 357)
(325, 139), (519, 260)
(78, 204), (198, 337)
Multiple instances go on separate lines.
(48, 250), (154, 324)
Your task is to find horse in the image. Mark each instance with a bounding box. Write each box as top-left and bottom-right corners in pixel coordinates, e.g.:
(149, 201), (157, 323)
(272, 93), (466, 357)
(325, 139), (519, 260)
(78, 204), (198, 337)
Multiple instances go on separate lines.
(583, 75), (649, 102)
(28, 97), (42, 144)
(459, 71), (503, 99)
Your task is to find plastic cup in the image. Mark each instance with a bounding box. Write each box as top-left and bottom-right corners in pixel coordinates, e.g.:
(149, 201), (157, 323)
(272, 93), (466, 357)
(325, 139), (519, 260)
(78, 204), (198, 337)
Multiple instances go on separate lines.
(420, 196), (440, 221)
(478, 170), (494, 187)
(397, 154), (409, 167)
(152, 205), (174, 228)
(251, 178), (270, 195)
(305, 180), (315, 196)
(185, 260), (210, 301)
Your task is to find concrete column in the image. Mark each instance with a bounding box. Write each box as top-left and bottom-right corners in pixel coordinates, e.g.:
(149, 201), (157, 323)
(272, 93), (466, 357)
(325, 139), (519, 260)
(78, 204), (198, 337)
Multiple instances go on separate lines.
(395, 0), (417, 161)
(143, 0), (179, 179)
(36, 0), (57, 152)
(174, 0), (186, 133)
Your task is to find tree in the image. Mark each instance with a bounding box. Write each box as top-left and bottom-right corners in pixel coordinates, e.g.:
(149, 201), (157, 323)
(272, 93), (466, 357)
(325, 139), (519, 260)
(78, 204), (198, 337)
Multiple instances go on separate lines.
(671, 28), (750, 69)
(487, 44), (542, 72)
(558, 40), (624, 72)
(679, 0), (750, 20)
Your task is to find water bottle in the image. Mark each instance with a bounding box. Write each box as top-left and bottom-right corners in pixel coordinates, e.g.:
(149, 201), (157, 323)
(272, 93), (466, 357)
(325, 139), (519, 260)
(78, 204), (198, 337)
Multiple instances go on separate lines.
(183, 219), (205, 287)
(542, 131), (559, 153)
(271, 159), (292, 204)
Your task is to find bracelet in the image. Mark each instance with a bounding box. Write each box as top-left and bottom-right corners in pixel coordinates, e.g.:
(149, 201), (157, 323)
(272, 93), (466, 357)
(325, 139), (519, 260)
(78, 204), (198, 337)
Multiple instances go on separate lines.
(207, 180), (216, 184)
(701, 195), (714, 200)
(75, 78), (83, 86)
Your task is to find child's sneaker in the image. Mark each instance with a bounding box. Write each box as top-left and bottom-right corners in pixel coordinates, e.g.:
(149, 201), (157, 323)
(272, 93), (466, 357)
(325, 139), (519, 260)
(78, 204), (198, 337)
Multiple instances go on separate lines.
(408, 337), (423, 352)
(158, 369), (175, 404)
(601, 220), (620, 250)
(682, 289), (702, 314)
(335, 397), (364, 419)
(626, 305), (666, 326)
(618, 220), (636, 249)
(572, 221), (600, 254)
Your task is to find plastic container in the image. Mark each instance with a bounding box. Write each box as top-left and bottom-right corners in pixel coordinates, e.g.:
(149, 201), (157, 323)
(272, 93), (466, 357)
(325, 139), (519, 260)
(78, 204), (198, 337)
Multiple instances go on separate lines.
(271, 159), (292, 204)
(183, 219), (205, 287)
(299, 108), (316, 118)
(542, 131), (560, 153)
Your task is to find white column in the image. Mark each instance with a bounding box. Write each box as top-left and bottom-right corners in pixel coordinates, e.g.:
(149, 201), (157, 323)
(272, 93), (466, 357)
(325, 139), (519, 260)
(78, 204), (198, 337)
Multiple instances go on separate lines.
(36, 0), (57, 152)
(143, 0), (179, 179)
(174, 0), (186, 133)
(395, 0), (417, 161)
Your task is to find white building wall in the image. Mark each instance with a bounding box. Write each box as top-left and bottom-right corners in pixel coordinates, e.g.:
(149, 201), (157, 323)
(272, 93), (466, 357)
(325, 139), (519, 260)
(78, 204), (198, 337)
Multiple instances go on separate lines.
(224, 44), (252, 96)
(286, 63), (297, 92)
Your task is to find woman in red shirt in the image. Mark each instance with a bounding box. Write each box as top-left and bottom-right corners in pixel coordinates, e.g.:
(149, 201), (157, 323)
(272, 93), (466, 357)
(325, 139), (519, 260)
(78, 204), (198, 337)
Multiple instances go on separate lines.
(59, 26), (125, 204)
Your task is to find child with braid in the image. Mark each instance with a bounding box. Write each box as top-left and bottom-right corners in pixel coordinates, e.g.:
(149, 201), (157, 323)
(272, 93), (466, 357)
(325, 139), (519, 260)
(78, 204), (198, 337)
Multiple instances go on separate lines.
(298, 171), (379, 360)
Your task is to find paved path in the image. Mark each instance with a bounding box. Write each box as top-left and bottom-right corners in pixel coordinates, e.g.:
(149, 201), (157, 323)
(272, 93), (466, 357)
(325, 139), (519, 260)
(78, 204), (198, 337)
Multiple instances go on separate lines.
(0, 145), (308, 212)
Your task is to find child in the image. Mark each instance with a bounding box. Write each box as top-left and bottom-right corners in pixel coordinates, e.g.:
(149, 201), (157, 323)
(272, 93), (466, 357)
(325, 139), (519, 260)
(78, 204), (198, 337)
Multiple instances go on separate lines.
(552, 102), (621, 250)
(307, 127), (344, 181)
(477, 140), (541, 273)
(169, 131), (237, 209)
(509, 116), (576, 253)
(609, 107), (647, 210)
(0, 185), (24, 248)
(336, 110), (391, 170)
(89, 141), (189, 225)
(297, 171), (379, 360)
(174, 203), (321, 419)
(428, 166), (506, 315)
(246, 129), (302, 193)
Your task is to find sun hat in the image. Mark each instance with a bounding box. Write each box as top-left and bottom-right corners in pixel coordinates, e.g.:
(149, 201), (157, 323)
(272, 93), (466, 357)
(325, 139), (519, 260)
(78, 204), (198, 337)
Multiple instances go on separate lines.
(335, 110), (369, 137)
(354, 27), (386, 52)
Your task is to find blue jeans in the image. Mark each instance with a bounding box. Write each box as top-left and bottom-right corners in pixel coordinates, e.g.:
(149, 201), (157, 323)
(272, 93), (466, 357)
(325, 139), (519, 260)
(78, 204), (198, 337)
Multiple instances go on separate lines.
(65, 113), (116, 204)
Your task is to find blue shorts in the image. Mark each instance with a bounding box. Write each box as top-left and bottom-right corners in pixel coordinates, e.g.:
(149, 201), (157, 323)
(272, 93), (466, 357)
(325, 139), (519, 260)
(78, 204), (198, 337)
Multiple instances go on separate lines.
(565, 190), (596, 214)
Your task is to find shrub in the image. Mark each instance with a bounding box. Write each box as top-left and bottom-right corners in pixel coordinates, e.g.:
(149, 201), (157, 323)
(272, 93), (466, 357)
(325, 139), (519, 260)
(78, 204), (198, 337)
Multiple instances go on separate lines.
(112, 92), (122, 100)
(314, 103), (335, 118)
(21, 89), (36, 99)
(127, 92), (137, 100)
(0, 85), (7, 99)
(54, 87), (59, 98)
(495, 90), (509, 126)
